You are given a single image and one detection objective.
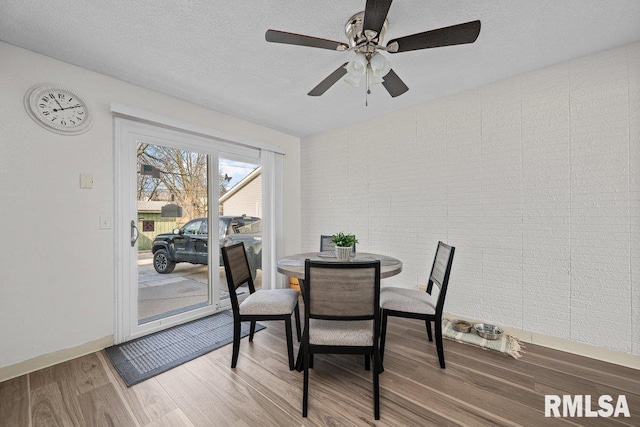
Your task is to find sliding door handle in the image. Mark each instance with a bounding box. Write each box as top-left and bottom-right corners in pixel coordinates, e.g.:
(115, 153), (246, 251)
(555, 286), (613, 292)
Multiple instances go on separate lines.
(130, 220), (139, 247)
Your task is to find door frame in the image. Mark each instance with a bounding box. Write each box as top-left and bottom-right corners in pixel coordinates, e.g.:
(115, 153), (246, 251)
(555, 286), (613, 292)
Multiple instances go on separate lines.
(113, 117), (260, 343)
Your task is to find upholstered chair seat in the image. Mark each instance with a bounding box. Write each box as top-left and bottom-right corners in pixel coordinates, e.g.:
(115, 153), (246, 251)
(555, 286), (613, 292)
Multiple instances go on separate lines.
(308, 319), (374, 346)
(239, 289), (300, 315)
(380, 287), (437, 314)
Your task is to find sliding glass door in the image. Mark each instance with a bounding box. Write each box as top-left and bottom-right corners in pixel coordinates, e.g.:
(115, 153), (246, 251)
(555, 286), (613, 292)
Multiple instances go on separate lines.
(115, 119), (261, 343)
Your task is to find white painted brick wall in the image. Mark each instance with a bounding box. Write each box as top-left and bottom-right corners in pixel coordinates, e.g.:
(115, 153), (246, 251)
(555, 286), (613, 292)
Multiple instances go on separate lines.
(629, 42), (640, 356)
(300, 42), (640, 355)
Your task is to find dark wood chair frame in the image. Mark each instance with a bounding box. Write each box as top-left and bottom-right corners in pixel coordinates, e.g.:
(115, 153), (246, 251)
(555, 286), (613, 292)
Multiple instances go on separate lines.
(221, 242), (301, 370)
(302, 259), (382, 419)
(379, 241), (455, 369)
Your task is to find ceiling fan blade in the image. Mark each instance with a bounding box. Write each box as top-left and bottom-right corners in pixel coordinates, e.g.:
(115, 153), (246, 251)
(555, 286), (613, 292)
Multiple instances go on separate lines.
(266, 30), (349, 51)
(382, 69), (409, 97)
(308, 63), (349, 96)
(363, 0), (393, 37)
(386, 20), (481, 53)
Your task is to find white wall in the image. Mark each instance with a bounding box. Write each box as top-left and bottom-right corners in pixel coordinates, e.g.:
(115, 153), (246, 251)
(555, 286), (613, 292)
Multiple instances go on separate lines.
(301, 42), (640, 356)
(0, 42), (301, 369)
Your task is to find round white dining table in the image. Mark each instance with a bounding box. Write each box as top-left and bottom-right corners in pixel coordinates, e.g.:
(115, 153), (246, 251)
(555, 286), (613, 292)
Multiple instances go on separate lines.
(277, 252), (403, 280)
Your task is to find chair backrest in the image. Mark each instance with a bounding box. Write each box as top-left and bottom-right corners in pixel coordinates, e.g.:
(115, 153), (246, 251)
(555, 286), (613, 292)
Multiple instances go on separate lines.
(426, 241), (455, 315)
(221, 243), (256, 309)
(304, 260), (380, 321)
(319, 235), (335, 252)
(320, 235), (356, 253)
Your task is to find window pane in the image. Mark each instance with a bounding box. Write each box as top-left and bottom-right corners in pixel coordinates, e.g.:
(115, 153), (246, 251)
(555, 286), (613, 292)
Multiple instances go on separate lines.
(137, 143), (210, 324)
(219, 159), (262, 294)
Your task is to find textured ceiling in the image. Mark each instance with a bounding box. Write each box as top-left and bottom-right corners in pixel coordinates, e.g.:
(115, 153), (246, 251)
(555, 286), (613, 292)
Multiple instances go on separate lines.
(2, 1), (640, 137)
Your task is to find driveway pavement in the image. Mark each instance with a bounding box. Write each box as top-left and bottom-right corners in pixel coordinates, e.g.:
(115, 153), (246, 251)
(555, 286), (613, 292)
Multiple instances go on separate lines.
(137, 253), (261, 322)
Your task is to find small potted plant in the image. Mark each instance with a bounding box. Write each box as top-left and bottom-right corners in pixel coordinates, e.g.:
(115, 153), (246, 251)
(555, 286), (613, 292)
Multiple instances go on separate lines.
(331, 232), (358, 260)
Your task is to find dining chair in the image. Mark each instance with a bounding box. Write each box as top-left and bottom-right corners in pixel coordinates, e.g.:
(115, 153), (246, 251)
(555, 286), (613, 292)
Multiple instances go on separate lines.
(221, 242), (301, 370)
(319, 235), (335, 252)
(301, 259), (382, 419)
(319, 234), (356, 254)
(379, 241), (455, 369)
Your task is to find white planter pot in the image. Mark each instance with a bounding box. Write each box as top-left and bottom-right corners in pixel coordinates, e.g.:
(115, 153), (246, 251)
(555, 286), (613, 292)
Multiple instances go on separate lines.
(335, 246), (352, 261)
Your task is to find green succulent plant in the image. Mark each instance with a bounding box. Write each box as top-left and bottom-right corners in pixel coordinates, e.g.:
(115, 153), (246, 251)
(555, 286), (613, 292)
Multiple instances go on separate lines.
(331, 232), (358, 247)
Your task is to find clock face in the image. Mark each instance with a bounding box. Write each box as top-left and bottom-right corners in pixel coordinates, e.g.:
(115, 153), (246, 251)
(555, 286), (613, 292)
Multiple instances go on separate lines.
(25, 84), (93, 135)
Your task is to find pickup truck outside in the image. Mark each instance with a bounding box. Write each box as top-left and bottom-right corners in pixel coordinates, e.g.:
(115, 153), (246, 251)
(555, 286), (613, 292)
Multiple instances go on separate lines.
(151, 215), (262, 277)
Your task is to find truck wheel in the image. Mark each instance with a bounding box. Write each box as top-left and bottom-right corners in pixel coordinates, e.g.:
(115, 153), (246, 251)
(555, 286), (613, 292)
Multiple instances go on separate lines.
(153, 249), (176, 274)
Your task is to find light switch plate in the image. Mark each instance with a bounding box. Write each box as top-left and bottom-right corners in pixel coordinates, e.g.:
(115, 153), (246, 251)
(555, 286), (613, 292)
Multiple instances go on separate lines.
(80, 173), (93, 189)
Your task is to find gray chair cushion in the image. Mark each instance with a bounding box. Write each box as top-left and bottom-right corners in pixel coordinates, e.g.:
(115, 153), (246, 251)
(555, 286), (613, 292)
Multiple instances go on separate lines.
(239, 289), (299, 315)
(308, 319), (374, 346)
(380, 287), (436, 315)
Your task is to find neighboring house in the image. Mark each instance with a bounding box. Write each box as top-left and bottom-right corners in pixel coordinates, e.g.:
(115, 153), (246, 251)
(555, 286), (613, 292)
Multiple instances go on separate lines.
(220, 167), (262, 218)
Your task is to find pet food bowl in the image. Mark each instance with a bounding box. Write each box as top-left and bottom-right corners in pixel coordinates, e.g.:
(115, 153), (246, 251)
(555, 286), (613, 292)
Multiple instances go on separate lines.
(473, 323), (503, 340)
(451, 319), (473, 333)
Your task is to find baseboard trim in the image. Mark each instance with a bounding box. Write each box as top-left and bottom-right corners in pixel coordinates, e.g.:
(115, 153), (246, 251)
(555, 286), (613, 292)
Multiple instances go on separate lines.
(2, 316), (638, 383)
(0, 335), (113, 383)
(444, 313), (639, 370)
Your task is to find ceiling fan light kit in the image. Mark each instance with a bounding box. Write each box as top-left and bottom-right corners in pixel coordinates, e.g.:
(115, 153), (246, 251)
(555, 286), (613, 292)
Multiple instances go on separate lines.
(265, 0), (481, 101)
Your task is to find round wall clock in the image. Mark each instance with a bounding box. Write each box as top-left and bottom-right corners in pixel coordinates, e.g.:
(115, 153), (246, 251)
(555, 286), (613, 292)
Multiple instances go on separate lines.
(24, 83), (93, 135)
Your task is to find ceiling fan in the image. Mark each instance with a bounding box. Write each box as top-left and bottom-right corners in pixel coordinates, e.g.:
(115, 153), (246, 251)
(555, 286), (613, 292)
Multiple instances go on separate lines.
(265, 0), (481, 99)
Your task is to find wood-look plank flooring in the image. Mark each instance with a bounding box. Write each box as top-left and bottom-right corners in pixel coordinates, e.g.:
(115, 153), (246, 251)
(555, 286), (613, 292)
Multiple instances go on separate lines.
(1, 315), (639, 426)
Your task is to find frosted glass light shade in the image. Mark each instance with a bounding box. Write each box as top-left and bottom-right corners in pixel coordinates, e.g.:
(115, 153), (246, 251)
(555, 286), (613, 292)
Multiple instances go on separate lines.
(344, 53), (368, 87)
(369, 52), (390, 85)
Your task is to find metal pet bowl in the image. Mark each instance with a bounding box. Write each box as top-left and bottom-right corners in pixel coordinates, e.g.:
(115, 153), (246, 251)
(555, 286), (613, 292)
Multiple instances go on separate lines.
(473, 323), (503, 340)
(452, 319), (473, 333)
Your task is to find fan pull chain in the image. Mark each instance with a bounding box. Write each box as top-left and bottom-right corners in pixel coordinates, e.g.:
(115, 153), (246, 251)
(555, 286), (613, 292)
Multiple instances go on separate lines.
(365, 64), (371, 106)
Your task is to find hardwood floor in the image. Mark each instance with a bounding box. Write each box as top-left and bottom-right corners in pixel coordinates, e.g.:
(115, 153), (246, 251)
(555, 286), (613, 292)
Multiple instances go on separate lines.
(1, 316), (638, 426)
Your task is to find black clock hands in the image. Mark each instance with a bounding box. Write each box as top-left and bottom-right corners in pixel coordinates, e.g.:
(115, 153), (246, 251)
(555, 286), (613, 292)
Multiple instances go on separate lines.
(53, 97), (65, 111)
(53, 103), (81, 112)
